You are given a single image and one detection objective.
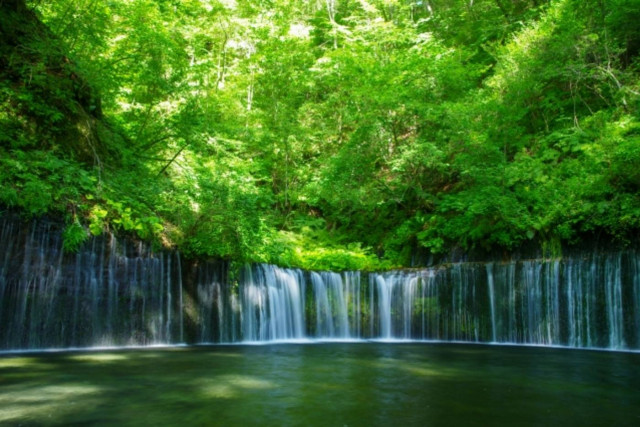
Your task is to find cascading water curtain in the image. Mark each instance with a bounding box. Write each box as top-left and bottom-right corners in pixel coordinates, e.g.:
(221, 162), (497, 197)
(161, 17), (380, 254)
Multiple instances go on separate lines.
(194, 264), (364, 342)
(2, 215), (640, 351)
(0, 216), (183, 350)
(367, 254), (639, 349)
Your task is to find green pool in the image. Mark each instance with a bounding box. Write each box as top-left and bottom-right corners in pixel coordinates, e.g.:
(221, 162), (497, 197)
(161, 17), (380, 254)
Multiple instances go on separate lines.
(1, 343), (639, 426)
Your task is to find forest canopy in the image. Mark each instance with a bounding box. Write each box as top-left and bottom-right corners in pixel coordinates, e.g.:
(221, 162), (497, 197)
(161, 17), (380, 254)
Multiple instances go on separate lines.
(1, 0), (639, 270)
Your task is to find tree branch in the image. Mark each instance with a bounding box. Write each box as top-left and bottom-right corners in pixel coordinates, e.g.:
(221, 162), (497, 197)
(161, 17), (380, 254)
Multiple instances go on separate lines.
(157, 143), (189, 177)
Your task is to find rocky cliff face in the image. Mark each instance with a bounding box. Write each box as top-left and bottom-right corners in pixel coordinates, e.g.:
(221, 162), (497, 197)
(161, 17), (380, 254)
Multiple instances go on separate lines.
(0, 0), (114, 164)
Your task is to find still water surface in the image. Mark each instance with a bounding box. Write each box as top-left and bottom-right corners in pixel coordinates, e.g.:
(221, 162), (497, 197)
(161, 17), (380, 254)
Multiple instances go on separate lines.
(1, 342), (639, 426)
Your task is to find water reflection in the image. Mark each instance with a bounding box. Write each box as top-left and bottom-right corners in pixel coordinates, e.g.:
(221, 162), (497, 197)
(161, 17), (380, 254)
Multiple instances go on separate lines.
(0, 343), (639, 426)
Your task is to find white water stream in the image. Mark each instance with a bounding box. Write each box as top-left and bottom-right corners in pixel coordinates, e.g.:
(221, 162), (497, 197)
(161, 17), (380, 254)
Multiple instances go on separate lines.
(1, 216), (639, 350)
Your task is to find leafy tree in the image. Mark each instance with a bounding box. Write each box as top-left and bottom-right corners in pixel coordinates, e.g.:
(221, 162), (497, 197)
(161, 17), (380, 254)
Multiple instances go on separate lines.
(1, 0), (640, 269)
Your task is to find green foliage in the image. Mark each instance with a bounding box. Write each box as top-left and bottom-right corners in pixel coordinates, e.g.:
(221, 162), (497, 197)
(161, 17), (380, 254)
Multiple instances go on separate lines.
(0, 149), (95, 216)
(88, 205), (108, 236)
(62, 221), (88, 252)
(268, 228), (390, 272)
(3, 0), (640, 266)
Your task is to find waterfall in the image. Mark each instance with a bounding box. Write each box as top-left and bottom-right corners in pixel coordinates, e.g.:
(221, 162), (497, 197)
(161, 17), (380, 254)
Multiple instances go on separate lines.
(374, 274), (392, 338)
(1, 214), (640, 351)
(311, 272), (335, 337)
(318, 272), (349, 338)
(605, 254), (625, 349)
(486, 264), (497, 342)
(176, 252), (184, 343)
(238, 265), (306, 341)
(633, 254), (640, 347)
(344, 271), (362, 338)
(371, 271), (422, 340)
(0, 216), (181, 350)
